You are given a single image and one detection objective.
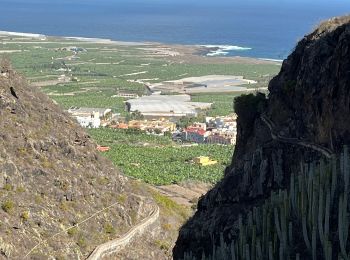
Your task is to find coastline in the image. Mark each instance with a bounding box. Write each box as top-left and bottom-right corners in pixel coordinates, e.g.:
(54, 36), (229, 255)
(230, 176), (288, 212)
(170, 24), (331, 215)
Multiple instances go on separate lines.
(0, 30), (283, 64)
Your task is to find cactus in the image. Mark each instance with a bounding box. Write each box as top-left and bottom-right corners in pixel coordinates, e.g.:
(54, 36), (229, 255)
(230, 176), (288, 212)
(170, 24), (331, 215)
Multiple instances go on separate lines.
(288, 221), (293, 249)
(331, 156), (337, 203)
(312, 226), (316, 260)
(290, 173), (296, 212)
(324, 187), (330, 243)
(301, 189), (311, 252)
(198, 146), (350, 260)
(230, 241), (236, 260)
(268, 241), (273, 260)
(245, 244), (250, 260)
(256, 238), (262, 260)
(318, 176), (325, 247)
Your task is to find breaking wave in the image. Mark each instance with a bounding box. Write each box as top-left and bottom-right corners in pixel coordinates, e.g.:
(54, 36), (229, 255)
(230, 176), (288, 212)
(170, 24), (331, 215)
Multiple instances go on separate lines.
(201, 45), (252, 56)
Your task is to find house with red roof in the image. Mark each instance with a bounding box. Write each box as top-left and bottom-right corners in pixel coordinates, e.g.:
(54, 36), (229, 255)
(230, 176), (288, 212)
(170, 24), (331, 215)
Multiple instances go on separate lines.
(182, 127), (210, 143)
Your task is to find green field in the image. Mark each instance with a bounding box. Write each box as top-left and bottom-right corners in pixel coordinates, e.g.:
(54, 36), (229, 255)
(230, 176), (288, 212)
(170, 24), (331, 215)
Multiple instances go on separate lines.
(0, 35), (280, 185)
(1, 37), (280, 117)
(89, 128), (233, 185)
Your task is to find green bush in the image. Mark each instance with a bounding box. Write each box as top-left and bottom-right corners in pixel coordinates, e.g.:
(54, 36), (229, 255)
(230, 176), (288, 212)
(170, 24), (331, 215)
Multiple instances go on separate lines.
(3, 184), (13, 191)
(16, 186), (25, 193)
(67, 227), (78, 236)
(104, 223), (116, 235)
(2, 200), (14, 213)
(20, 211), (30, 222)
(77, 235), (87, 248)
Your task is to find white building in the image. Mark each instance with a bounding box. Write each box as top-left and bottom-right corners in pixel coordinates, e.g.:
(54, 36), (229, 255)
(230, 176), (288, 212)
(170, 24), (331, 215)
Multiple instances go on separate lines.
(126, 94), (212, 119)
(68, 107), (112, 128)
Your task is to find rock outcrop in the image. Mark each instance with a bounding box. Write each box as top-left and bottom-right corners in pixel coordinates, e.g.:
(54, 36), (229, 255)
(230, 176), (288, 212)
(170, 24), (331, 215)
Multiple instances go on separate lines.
(174, 16), (350, 259)
(0, 66), (156, 258)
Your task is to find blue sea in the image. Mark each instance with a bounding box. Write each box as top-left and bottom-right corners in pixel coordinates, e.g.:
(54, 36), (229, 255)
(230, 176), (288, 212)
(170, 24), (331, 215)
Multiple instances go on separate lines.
(0, 0), (348, 59)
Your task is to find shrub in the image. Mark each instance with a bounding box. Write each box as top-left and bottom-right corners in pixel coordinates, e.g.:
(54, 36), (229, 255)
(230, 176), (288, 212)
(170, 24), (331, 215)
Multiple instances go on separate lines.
(2, 200), (14, 213)
(77, 235), (87, 248)
(3, 184), (13, 191)
(16, 186), (25, 193)
(104, 223), (115, 235)
(161, 223), (172, 231)
(155, 240), (170, 251)
(20, 211), (30, 222)
(116, 194), (127, 204)
(67, 227), (78, 236)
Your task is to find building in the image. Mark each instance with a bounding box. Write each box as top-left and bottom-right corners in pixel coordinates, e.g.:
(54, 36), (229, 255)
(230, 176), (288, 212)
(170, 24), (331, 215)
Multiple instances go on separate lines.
(97, 146), (110, 152)
(68, 107), (112, 128)
(206, 114), (237, 129)
(182, 127), (210, 143)
(111, 123), (129, 129)
(189, 122), (207, 131)
(114, 92), (139, 99)
(193, 156), (217, 166)
(125, 94), (212, 120)
(206, 131), (236, 145)
(128, 120), (176, 134)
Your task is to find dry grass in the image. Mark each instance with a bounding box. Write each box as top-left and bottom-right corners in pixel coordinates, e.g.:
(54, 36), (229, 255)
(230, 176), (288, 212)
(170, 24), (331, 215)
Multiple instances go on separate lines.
(314, 15), (350, 35)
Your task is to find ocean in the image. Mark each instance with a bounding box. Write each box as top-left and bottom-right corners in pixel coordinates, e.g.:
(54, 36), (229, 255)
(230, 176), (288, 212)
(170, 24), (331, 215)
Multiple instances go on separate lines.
(0, 0), (348, 59)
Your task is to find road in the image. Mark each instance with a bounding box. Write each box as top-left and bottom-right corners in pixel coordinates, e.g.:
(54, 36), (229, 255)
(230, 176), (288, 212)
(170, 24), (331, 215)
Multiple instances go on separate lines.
(24, 199), (159, 259)
(261, 114), (334, 159)
(87, 204), (159, 260)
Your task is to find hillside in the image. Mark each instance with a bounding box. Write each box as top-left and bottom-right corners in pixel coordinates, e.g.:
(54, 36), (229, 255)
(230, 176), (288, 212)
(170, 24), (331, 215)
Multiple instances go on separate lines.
(174, 16), (350, 259)
(0, 62), (160, 259)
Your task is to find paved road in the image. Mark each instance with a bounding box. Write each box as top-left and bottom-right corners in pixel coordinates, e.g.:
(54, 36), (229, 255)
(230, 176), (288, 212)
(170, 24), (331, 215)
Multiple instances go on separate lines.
(261, 114), (334, 159)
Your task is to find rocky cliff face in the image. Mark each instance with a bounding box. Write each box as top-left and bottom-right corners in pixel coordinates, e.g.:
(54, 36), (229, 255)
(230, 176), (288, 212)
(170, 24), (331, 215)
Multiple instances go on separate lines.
(0, 65), (156, 258)
(174, 16), (350, 259)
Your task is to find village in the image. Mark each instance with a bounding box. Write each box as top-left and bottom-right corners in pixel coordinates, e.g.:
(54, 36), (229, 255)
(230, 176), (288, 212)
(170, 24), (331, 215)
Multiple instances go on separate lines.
(67, 93), (237, 146)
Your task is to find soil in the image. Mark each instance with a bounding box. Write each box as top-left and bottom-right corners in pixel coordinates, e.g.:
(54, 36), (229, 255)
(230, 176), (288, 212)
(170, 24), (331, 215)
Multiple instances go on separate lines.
(153, 182), (211, 207)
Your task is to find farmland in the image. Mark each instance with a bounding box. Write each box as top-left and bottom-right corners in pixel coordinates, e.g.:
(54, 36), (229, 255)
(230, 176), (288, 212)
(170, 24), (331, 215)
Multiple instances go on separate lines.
(89, 128), (233, 185)
(0, 33), (280, 185)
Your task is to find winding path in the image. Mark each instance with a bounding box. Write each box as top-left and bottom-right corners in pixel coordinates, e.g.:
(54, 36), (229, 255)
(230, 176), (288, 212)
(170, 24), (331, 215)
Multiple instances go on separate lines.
(24, 201), (122, 258)
(23, 199), (159, 259)
(87, 204), (159, 260)
(261, 114), (334, 159)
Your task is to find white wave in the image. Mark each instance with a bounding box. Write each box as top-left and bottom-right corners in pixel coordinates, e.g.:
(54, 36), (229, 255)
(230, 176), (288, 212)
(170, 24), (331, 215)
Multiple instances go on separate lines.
(202, 45), (252, 50)
(201, 44), (252, 57)
(207, 50), (230, 57)
(258, 58), (283, 63)
(0, 30), (46, 39)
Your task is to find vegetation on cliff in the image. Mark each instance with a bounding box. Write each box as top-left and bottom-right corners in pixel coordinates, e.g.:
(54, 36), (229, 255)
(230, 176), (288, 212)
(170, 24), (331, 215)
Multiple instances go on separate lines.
(174, 16), (350, 260)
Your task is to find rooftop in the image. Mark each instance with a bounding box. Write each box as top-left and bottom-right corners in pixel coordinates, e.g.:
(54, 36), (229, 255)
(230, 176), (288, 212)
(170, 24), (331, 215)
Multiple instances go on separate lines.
(68, 107), (112, 116)
(126, 94), (212, 116)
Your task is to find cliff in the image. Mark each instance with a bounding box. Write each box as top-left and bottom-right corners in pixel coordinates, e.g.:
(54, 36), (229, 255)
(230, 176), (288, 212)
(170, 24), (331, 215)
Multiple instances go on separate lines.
(174, 16), (350, 259)
(0, 62), (157, 259)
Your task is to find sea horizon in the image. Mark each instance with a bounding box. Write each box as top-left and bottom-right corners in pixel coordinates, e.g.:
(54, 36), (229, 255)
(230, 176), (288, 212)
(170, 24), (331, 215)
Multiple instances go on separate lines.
(0, 29), (285, 62)
(0, 0), (349, 59)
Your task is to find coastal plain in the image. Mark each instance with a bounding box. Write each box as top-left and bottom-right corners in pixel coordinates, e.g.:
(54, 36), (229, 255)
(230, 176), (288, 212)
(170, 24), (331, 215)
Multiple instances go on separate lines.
(0, 32), (282, 258)
(0, 32), (281, 188)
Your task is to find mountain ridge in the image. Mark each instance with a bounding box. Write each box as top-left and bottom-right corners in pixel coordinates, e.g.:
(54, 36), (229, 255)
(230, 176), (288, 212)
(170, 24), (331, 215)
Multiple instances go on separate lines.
(0, 61), (159, 259)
